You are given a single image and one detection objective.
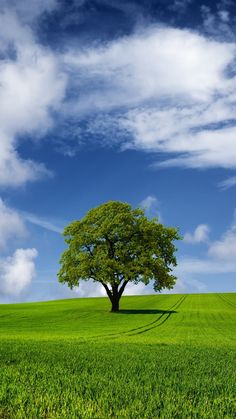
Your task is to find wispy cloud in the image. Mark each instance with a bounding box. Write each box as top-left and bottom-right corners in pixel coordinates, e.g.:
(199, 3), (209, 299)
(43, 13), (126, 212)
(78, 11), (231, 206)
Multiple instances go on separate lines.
(169, 0), (193, 14)
(218, 176), (236, 190)
(23, 213), (63, 234)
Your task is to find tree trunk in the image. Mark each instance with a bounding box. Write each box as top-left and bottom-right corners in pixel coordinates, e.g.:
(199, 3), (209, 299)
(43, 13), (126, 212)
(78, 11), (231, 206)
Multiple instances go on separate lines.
(101, 280), (129, 312)
(110, 284), (120, 312)
(110, 294), (120, 312)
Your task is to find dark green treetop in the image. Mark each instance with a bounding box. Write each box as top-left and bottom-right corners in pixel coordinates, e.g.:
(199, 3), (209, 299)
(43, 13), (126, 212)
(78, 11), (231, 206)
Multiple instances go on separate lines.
(58, 201), (181, 311)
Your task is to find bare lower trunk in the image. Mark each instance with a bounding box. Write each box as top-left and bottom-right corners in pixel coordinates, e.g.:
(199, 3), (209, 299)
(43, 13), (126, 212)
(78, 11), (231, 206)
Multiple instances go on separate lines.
(110, 294), (120, 312)
(101, 280), (129, 312)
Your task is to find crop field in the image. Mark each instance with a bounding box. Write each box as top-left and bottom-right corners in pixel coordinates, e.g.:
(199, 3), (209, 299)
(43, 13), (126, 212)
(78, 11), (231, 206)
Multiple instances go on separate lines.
(0, 293), (235, 418)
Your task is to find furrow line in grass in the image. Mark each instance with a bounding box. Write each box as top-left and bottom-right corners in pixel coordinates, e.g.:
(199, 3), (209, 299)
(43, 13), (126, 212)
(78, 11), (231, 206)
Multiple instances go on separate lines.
(122, 295), (185, 333)
(218, 294), (236, 309)
(197, 295), (236, 344)
(111, 294), (188, 338)
(88, 295), (186, 341)
(216, 294), (236, 310)
(127, 295), (188, 336)
(208, 312), (236, 343)
(222, 294), (236, 308)
(126, 294), (188, 335)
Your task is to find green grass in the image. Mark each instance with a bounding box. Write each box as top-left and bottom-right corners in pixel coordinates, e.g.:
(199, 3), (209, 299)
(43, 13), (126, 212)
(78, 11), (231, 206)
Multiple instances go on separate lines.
(0, 293), (235, 418)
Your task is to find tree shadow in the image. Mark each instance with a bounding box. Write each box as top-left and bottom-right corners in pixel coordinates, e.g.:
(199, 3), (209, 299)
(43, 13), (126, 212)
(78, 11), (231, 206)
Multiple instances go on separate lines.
(119, 309), (177, 315)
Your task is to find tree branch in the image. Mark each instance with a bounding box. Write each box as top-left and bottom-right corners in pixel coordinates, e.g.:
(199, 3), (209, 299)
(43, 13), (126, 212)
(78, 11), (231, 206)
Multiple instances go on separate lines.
(118, 279), (129, 298)
(104, 235), (115, 258)
(85, 245), (93, 257)
(101, 282), (112, 300)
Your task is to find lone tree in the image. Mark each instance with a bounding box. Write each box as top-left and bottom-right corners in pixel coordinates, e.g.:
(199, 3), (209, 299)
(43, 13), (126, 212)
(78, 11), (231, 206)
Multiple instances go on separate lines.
(58, 201), (180, 312)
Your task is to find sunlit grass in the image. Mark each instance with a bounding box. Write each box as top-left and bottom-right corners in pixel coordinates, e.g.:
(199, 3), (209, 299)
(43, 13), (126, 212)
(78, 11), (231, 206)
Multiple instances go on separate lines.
(0, 293), (235, 417)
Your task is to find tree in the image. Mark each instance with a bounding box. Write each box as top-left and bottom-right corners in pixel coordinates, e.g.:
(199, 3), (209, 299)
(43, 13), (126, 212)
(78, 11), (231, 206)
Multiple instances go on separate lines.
(58, 201), (181, 312)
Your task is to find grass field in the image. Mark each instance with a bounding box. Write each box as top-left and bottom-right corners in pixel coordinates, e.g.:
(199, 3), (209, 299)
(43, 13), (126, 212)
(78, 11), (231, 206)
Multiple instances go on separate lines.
(0, 293), (235, 418)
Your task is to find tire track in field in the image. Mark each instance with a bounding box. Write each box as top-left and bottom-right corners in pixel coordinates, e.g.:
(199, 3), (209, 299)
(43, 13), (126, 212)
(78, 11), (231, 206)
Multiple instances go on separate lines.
(128, 295), (187, 336)
(206, 295), (236, 343)
(216, 294), (236, 310)
(127, 294), (186, 334)
(89, 295), (186, 341)
(122, 295), (185, 334)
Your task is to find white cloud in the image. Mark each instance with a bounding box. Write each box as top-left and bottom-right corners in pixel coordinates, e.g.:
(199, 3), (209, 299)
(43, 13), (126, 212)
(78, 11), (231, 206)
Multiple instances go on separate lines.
(218, 176), (236, 190)
(124, 281), (152, 296)
(0, 198), (26, 249)
(121, 105), (236, 169)
(139, 195), (162, 221)
(64, 26), (236, 169)
(73, 281), (106, 298)
(1, 7), (236, 183)
(140, 195), (157, 212)
(176, 257), (236, 274)
(73, 280), (155, 298)
(0, 10), (66, 187)
(0, 12), (235, 175)
(65, 27), (234, 108)
(171, 276), (208, 293)
(0, 248), (37, 296)
(175, 210), (236, 278)
(0, 200), (37, 298)
(208, 222), (236, 261)
(184, 224), (210, 244)
(23, 212), (63, 234)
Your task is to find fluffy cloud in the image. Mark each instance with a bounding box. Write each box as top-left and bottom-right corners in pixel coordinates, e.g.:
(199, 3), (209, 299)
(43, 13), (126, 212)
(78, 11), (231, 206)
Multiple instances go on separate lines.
(0, 199), (37, 297)
(1, 6), (236, 182)
(184, 224), (210, 244)
(176, 211), (236, 277)
(65, 27), (234, 107)
(208, 223), (236, 260)
(1, 8), (236, 176)
(0, 248), (37, 296)
(64, 26), (236, 169)
(0, 198), (26, 248)
(0, 10), (66, 187)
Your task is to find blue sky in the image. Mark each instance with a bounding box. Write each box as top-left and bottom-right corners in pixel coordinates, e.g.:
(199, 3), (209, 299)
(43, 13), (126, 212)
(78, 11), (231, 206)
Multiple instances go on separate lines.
(0, 0), (236, 302)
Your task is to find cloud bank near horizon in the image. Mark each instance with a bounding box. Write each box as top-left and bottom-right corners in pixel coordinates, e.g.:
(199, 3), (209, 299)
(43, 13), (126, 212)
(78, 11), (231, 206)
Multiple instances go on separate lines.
(0, 248), (38, 297)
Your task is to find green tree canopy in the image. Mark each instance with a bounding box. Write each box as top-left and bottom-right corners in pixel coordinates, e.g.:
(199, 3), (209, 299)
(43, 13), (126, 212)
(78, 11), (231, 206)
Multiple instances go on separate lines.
(58, 201), (181, 312)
